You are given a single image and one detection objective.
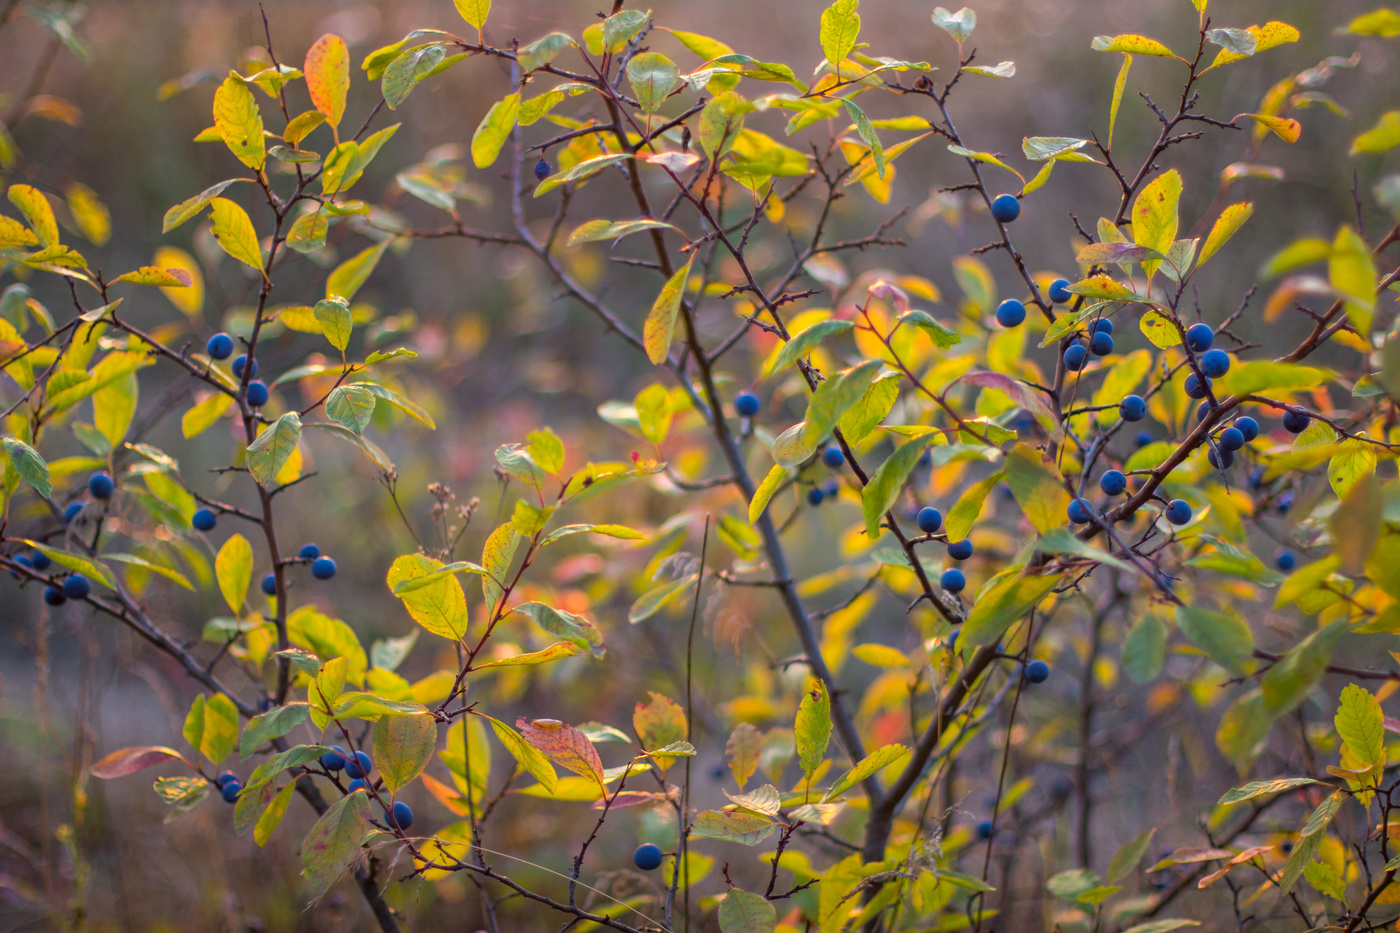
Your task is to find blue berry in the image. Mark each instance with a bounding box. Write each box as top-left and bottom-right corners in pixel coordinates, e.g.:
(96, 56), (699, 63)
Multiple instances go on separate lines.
(1184, 322), (1214, 352)
(1024, 659), (1050, 684)
(734, 391), (760, 417)
(1275, 548), (1297, 571)
(88, 472), (114, 499)
(947, 539), (973, 560)
(347, 778), (367, 793)
(312, 557), (337, 579)
(1063, 343), (1088, 372)
(299, 543), (321, 560)
(345, 751), (373, 779)
(1119, 395), (1147, 422)
(62, 574), (90, 599)
(1199, 348), (1231, 378)
(1248, 466), (1266, 489)
(976, 819), (994, 840)
(1048, 278), (1073, 304)
(387, 800), (414, 830)
(261, 573), (277, 596)
(916, 507), (943, 534)
(946, 627), (960, 651)
(1197, 401), (1217, 423)
(1090, 331), (1114, 356)
(1092, 319), (1114, 335)
(822, 479), (838, 498)
(15, 554), (33, 570)
(995, 298), (1025, 327)
(44, 586), (66, 606)
(1236, 416), (1259, 441)
(1099, 470), (1127, 496)
(63, 501), (83, 523)
(634, 842), (663, 870)
(989, 194), (1021, 223)
(1067, 498), (1094, 524)
(1278, 491), (1294, 513)
(822, 445), (845, 468)
(220, 781), (242, 803)
(1135, 430), (1153, 448)
(245, 381), (269, 407)
(940, 568), (966, 592)
(215, 771), (239, 787)
(807, 487), (825, 506)
(1208, 447), (1234, 469)
(1165, 499), (1192, 526)
(321, 746), (348, 771)
(206, 333), (234, 360)
(29, 550), (51, 570)
(1184, 373), (1210, 399)
(533, 159), (551, 181)
(192, 508), (217, 531)
(233, 355), (257, 379)
(1282, 409), (1311, 434)
(1218, 427), (1245, 452)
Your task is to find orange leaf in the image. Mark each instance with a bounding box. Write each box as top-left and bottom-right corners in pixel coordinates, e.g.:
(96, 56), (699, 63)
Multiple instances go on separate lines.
(420, 772), (473, 816)
(305, 34), (349, 130)
(1240, 113), (1302, 143)
(516, 718), (605, 792)
(91, 746), (189, 778)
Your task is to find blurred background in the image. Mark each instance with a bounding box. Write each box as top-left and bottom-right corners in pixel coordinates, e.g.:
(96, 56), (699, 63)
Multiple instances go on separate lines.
(0, 0), (1397, 929)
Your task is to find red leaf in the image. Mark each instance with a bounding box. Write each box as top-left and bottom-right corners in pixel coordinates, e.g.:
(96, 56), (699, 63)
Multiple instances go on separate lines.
(90, 746), (189, 779)
(516, 718), (605, 792)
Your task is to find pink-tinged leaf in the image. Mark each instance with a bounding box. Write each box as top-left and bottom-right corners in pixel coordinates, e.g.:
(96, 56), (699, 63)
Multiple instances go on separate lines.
(726, 722), (762, 791)
(958, 371), (1062, 441)
(1384, 716), (1400, 735)
(300, 791), (372, 899)
(91, 746), (189, 778)
(1075, 242), (1165, 264)
(590, 791), (667, 809)
(516, 718), (605, 793)
(633, 692), (687, 754)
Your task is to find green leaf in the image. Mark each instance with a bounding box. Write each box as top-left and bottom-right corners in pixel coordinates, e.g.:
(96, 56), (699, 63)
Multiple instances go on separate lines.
(246, 413), (301, 488)
(471, 92), (520, 168)
(698, 91), (753, 162)
(1047, 868), (1100, 901)
(1331, 225), (1378, 334)
(518, 32), (574, 72)
(534, 153), (631, 197)
(1131, 169), (1181, 278)
(602, 9), (650, 51)
(301, 791), (372, 898)
(842, 99), (884, 178)
(481, 522), (520, 614)
(1351, 110), (1400, 155)
(357, 382), (435, 429)
(718, 888), (777, 933)
(944, 471), (1003, 542)
(314, 296), (353, 352)
(804, 359), (881, 450)
(961, 569), (1060, 650)
(1122, 614), (1166, 683)
(627, 52), (679, 113)
(795, 678), (832, 781)
(1214, 361), (1331, 397)
(511, 602), (605, 659)
(1035, 528), (1137, 574)
(479, 713), (557, 792)
(1304, 859), (1346, 901)
(240, 703), (310, 758)
(629, 573), (698, 624)
(897, 310), (960, 348)
(325, 385), (376, 435)
(823, 744), (909, 801)
(820, 0), (861, 74)
(212, 73), (265, 171)
(931, 6), (975, 42)
(163, 179), (246, 233)
(643, 255), (695, 365)
(1174, 606), (1252, 676)
(1003, 443), (1070, 535)
(215, 533), (252, 613)
(374, 713), (436, 792)
(1107, 828), (1156, 884)
(382, 43), (447, 109)
(566, 217), (678, 247)
(691, 808), (777, 845)
(838, 373), (901, 445)
(325, 241), (387, 303)
(253, 780), (296, 846)
(1280, 791), (1346, 895)
(1336, 683), (1384, 768)
(3, 437), (51, 498)
(1261, 622), (1344, 718)
(1218, 777), (1325, 805)
(768, 320), (854, 375)
(861, 434), (933, 537)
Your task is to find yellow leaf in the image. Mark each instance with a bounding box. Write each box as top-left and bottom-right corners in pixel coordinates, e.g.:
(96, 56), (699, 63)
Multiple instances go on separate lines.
(1211, 21), (1300, 67)
(1131, 169), (1181, 278)
(471, 92), (520, 168)
(1242, 113), (1301, 143)
(153, 246), (204, 316)
(1198, 202), (1253, 267)
(213, 74), (266, 171)
(643, 255), (695, 365)
(305, 35), (349, 130)
(8, 183), (58, 246)
(1092, 34), (1178, 58)
(208, 198), (265, 276)
(215, 533), (252, 614)
(65, 183), (110, 246)
(182, 393), (233, 439)
(1109, 53), (1131, 148)
(453, 0), (491, 33)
